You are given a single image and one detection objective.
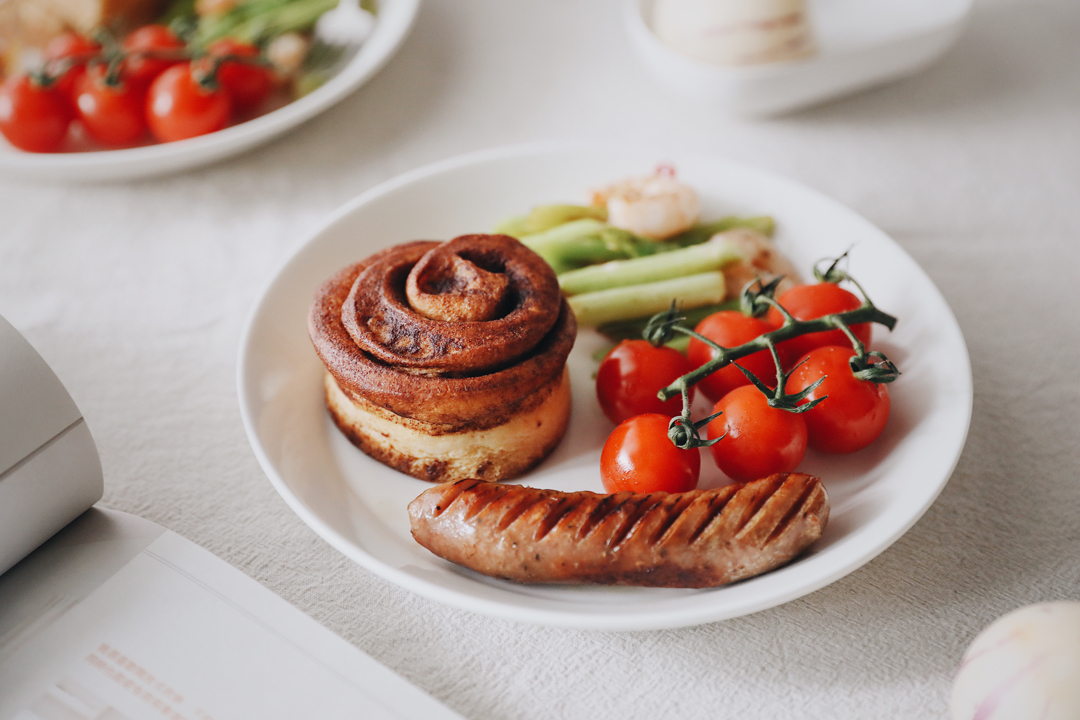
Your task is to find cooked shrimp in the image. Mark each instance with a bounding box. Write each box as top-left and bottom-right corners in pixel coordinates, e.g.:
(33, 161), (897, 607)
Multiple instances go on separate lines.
(590, 171), (701, 240)
(713, 228), (800, 300)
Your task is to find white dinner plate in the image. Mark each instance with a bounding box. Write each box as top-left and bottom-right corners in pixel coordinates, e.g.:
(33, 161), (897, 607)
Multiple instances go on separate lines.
(0, 0), (419, 182)
(238, 145), (972, 631)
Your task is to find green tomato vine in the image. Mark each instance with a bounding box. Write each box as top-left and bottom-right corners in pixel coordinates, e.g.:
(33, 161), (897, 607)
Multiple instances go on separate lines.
(643, 253), (900, 451)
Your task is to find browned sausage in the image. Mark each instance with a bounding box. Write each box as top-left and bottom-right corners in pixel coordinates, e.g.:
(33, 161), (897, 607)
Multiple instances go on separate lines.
(408, 472), (829, 588)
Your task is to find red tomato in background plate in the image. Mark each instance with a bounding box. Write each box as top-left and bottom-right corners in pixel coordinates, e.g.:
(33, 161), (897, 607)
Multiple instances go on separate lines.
(785, 345), (890, 454)
(74, 66), (147, 146)
(766, 283), (872, 366)
(199, 39), (274, 113)
(706, 385), (807, 482)
(146, 64), (232, 142)
(43, 32), (101, 105)
(122, 25), (185, 89)
(595, 340), (695, 425)
(0, 74), (72, 152)
(601, 413), (700, 494)
(687, 310), (784, 403)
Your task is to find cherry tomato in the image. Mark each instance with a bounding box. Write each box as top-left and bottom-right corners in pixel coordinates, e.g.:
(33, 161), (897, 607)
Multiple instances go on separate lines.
(687, 310), (786, 403)
(785, 345), (890, 454)
(706, 385), (807, 482)
(74, 66), (147, 147)
(43, 32), (101, 104)
(122, 25), (185, 89)
(600, 413), (700, 493)
(766, 283), (872, 366)
(146, 64), (232, 142)
(595, 340), (695, 425)
(198, 38), (273, 113)
(0, 74), (72, 152)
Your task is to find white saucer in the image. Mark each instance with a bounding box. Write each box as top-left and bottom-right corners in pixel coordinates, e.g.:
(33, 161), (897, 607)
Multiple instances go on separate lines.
(625, 0), (972, 116)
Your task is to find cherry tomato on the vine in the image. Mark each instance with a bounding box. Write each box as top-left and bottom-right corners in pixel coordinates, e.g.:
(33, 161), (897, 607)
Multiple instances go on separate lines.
(600, 413), (700, 494)
(122, 25), (185, 89)
(706, 385), (807, 482)
(74, 66), (147, 147)
(595, 340), (695, 425)
(198, 38), (274, 113)
(0, 74), (72, 152)
(687, 310), (786, 403)
(766, 283), (872, 366)
(43, 32), (101, 105)
(785, 345), (890, 454)
(146, 64), (232, 142)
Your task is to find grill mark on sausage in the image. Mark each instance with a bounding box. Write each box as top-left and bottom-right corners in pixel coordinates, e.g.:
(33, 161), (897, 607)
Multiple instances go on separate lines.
(461, 482), (506, 522)
(495, 491), (543, 532)
(433, 478), (483, 516)
(730, 478), (782, 539)
(597, 496), (640, 547)
(534, 495), (577, 541)
(609, 494), (660, 550)
(688, 491), (737, 545)
(651, 492), (702, 544)
(578, 493), (618, 539)
(482, 487), (529, 527)
(764, 477), (820, 547)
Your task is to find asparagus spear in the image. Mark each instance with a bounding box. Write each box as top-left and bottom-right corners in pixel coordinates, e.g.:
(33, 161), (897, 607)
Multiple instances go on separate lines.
(558, 238), (743, 296)
(518, 215), (775, 272)
(518, 219), (661, 274)
(666, 215), (775, 247)
(494, 204), (608, 237)
(568, 271), (726, 327)
(595, 300), (741, 343)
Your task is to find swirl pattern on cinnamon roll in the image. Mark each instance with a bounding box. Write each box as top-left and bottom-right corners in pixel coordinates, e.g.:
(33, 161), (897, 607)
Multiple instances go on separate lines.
(309, 234), (576, 483)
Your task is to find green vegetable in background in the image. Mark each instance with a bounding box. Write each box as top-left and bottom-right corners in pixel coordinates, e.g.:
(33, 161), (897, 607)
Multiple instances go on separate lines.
(162, 0), (377, 46)
(196, 0), (338, 44)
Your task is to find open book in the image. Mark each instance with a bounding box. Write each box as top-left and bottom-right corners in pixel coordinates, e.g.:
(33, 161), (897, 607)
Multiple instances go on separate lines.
(0, 316), (462, 720)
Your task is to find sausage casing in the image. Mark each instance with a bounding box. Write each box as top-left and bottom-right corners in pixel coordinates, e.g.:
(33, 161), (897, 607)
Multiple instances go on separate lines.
(408, 473), (829, 588)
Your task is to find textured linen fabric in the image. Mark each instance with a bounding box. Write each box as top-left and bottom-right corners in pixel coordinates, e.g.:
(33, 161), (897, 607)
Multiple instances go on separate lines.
(1, 0), (1079, 717)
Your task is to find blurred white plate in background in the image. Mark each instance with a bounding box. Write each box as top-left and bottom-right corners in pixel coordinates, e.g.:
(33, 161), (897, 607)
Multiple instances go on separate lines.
(0, 0), (419, 182)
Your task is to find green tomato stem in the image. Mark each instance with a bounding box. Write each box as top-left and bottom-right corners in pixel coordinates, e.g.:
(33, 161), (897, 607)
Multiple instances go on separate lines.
(656, 303), (896, 402)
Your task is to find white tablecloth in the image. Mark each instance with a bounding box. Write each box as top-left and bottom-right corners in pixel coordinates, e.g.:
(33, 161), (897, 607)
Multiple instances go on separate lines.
(2, 0), (1078, 717)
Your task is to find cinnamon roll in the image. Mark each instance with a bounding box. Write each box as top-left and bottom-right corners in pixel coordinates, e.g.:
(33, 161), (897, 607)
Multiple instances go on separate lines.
(309, 234), (576, 483)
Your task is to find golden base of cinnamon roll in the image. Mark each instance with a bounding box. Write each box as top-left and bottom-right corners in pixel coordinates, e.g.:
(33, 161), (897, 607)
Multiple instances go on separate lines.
(324, 368), (572, 483)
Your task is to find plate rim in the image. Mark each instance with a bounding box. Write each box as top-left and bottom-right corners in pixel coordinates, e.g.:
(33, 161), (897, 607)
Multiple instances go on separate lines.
(0, 0), (421, 181)
(237, 142), (973, 630)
